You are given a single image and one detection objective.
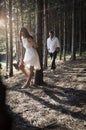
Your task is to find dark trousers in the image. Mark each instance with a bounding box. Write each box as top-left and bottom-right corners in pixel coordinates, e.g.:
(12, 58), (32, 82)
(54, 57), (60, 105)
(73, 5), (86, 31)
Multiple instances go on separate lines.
(49, 51), (57, 69)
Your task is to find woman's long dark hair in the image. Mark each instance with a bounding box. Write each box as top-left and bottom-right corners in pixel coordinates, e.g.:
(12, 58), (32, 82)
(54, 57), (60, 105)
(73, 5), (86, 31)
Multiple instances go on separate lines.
(20, 27), (33, 40)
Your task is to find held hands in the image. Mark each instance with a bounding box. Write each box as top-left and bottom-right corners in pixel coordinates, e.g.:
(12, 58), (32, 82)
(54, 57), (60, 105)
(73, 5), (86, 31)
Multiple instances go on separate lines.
(32, 43), (39, 49)
(28, 37), (39, 49)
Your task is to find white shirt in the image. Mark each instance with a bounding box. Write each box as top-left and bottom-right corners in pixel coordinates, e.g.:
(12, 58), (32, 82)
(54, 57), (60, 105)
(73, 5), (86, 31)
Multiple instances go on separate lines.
(47, 36), (60, 53)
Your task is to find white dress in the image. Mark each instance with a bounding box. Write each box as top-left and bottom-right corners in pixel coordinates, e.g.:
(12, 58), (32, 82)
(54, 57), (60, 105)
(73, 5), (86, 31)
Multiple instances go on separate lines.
(22, 38), (41, 70)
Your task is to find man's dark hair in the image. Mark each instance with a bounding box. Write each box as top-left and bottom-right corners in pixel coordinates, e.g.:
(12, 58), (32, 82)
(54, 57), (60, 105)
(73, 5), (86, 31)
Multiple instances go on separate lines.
(49, 30), (54, 35)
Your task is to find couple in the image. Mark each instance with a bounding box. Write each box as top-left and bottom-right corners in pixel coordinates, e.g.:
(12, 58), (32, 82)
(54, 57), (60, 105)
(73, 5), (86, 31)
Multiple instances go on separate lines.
(18, 28), (60, 88)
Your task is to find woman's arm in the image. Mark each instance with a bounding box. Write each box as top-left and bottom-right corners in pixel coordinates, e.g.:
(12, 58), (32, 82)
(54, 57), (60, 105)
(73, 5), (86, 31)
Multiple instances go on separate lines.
(21, 44), (25, 62)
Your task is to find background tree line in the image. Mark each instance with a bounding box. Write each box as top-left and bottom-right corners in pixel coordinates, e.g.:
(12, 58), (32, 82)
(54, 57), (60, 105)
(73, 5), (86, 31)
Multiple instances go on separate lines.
(0, 0), (86, 84)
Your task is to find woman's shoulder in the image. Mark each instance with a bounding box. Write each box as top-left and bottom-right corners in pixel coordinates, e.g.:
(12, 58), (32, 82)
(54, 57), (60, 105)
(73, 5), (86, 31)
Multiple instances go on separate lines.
(22, 37), (32, 44)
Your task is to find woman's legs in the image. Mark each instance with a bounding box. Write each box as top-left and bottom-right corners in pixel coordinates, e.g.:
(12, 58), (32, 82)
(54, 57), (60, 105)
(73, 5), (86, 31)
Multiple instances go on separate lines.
(22, 66), (34, 88)
(19, 62), (29, 77)
(26, 66), (34, 84)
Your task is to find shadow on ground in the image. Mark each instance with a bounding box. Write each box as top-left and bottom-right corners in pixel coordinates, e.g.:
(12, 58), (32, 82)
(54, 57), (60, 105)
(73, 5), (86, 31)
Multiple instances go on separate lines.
(8, 82), (86, 123)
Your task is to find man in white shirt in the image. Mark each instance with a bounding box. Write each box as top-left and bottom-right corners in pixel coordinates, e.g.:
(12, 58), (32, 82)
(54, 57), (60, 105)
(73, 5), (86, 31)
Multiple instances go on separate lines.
(47, 31), (60, 70)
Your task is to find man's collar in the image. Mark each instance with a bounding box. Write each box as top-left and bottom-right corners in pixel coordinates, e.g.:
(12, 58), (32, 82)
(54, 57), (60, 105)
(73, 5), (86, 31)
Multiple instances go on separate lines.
(50, 36), (55, 40)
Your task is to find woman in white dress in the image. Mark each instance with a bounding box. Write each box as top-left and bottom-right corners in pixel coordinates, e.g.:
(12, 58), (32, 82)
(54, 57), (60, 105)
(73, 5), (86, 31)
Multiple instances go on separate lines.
(19, 27), (41, 88)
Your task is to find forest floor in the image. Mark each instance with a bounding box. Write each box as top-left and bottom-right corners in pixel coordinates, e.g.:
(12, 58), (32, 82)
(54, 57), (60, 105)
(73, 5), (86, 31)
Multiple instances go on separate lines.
(2, 56), (86, 130)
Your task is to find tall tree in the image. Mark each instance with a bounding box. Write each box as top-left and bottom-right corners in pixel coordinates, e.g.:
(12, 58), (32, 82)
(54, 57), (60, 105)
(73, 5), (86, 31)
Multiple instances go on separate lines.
(35, 0), (43, 85)
(78, 1), (82, 56)
(63, 10), (66, 61)
(16, 7), (20, 63)
(9, 0), (13, 76)
(71, 0), (76, 60)
(20, 0), (24, 27)
(43, 0), (48, 69)
(58, 7), (63, 61)
(4, 0), (8, 72)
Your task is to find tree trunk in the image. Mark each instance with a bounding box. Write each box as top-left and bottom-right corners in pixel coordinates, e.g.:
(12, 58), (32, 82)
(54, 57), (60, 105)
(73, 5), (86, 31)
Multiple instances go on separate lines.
(9, 0), (13, 76)
(43, 0), (48, 69)
(4, 0), (8, 72)
(63, 11), (66, 61)
(58, 10), (62, 61)
(35, 0), (43, 85)
(71, 0), (76, 60)
(79, 14), (82, 56)
(20, 0), (24, 27)
(79, 1), (82, 56)
(16, 7), (20, 63)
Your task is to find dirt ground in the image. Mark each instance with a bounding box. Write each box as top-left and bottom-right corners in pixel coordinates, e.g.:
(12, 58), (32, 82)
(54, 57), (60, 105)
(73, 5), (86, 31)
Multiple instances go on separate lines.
(3, 57), (86, 130)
